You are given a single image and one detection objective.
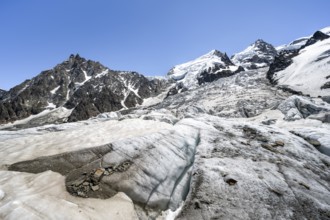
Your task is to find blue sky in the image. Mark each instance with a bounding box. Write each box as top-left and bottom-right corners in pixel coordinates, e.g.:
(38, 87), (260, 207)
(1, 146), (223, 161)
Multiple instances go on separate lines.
(0, 0), (329, 90)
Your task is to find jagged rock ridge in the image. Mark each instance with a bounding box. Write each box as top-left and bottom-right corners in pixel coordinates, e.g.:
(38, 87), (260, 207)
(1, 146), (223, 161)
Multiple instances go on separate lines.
(0, 54), (169, 124)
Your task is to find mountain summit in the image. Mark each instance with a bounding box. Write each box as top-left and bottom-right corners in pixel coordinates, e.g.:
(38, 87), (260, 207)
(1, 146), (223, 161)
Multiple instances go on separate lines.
(231, 39), (277, 69)
(167, 49), (243, 88)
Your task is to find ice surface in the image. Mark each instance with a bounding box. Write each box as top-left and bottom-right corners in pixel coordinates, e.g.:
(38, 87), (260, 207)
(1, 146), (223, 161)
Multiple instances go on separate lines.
(0, 171), (138, 220)
(0, 107), (72, 130)
(0, 119), (172, 165)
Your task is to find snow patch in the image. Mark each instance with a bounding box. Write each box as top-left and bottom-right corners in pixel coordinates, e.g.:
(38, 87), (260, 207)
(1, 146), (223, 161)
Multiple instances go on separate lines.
(46, 102), (56, 109)
(95, 69), (109, 78)
(50, 86), (60, 95)
(75, 70), (92, 87)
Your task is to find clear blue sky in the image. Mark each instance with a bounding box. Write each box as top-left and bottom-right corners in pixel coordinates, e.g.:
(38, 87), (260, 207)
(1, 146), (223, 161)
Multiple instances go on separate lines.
(0, 0), (329, 90)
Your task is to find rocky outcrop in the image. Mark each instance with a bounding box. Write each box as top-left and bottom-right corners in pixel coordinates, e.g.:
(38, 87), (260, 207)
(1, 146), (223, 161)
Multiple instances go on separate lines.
(266, 49), (299, 85)
(197, 65), (244, 85)
(7, 114), (330, 220)
(277, 95), (330, 121)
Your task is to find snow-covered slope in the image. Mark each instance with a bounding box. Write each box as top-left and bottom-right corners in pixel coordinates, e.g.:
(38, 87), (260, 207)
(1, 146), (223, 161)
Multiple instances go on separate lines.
(167, 50), (243, 88)
(273, 37), (330, 97)
(232, 39), (277, 69)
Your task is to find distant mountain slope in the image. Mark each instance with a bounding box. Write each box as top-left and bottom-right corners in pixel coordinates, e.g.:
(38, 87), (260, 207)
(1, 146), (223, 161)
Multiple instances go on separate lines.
(0, 89), (6, 99)
(167, 50), (243, 88)
(231, 39), (277, 70)
(276, 37), (310, 51)
(276, 26), (330, 51)
(0, 54), (169, 124)
(268, 31), (330, 97)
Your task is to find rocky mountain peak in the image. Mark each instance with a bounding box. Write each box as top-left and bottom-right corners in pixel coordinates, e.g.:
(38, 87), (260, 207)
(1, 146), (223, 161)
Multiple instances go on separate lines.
(202, 50), (232, 65)
(167, 50), (243, 89)
(0, 54), (170, 125)
(253, 39), (276, 52)
(207, 49), (222, 56)
(231, 39), (277, 70)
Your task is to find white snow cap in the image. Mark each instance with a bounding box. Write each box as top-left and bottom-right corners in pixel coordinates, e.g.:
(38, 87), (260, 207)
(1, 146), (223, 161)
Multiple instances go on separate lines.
(168, 50), (239, 88)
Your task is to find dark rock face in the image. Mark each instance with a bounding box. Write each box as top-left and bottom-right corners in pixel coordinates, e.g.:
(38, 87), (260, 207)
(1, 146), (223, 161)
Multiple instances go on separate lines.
(197, 65), (244, 85)
(321, 81), (330, 90)
(65, 71), (168, 122)
(266, 49), (299, 85)
(165, 82), (188, 99)
(0, 54), (170, 124)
